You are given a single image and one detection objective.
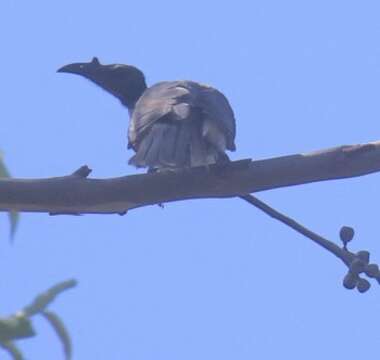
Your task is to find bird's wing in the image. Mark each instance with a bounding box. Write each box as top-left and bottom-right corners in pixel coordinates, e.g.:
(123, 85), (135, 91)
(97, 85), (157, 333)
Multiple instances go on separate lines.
(197, 85), (236, 150)
(128, 81), (192, 147)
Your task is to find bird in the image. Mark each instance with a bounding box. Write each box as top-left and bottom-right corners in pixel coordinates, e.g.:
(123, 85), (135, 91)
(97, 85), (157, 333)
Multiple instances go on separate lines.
(57, 57), (236, 171)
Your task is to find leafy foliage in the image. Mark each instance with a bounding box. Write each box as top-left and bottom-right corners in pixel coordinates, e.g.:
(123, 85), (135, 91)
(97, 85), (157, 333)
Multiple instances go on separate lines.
(0, 279), (77, 360)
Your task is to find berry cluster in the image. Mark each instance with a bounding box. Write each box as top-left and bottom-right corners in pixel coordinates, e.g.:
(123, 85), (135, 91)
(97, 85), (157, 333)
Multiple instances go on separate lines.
(340, 226), (380, 293)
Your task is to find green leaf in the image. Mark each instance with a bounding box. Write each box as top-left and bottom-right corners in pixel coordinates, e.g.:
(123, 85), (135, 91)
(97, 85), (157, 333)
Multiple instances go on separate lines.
(8, 212), (19, 241)
(0, 152), (20, 240)
(0, 152), (10, 178)
(23, 279), (77, 316)
(0, 341), (24, 360)
(0, 315), (35, 342)
(41, 310), (72, 360)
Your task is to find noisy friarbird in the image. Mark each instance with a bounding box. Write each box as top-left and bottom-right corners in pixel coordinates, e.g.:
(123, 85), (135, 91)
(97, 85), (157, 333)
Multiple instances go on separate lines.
(58, 57), (236, 171)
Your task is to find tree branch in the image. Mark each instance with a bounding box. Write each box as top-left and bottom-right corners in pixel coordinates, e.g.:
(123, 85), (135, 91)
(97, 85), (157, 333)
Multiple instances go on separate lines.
(240, 194), (380, 292)
(240, 195), (349, 263)
(0, 141), (379, 214)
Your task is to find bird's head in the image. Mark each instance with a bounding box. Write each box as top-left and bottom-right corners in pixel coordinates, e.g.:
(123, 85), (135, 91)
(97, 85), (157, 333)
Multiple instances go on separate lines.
(57, 57), (147, 109)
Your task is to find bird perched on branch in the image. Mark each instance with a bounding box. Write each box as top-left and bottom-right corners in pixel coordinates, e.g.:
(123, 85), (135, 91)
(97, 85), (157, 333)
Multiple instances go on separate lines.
(58, 57), (236, 171)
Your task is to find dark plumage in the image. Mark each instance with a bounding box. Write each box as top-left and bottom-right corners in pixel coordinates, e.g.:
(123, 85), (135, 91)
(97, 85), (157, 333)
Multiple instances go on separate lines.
(58, 57), (236, 170)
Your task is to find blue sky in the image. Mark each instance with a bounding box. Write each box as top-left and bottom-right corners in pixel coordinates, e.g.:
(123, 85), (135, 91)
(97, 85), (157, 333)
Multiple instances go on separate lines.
(1, 0), (380, 359)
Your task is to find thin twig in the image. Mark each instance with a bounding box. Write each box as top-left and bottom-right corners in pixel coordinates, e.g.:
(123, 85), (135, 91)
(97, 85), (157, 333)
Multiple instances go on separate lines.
(239, 194), (380, 292)
(239, 194), (354, 267)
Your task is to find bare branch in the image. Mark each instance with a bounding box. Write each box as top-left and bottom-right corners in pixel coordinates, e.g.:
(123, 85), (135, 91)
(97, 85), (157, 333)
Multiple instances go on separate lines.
(240, 195), (350, 263)
(0, 141), (379, 214)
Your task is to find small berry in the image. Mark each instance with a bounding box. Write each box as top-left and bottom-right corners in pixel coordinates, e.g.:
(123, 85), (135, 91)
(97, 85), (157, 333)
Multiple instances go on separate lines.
(357, 278), (371, 293)
(356, 251), (370, 264)
(339, 226), (355, 245)
(365, 264), (380, 278)
(343, 272), (358, 289)
(350, 259), (366, 274)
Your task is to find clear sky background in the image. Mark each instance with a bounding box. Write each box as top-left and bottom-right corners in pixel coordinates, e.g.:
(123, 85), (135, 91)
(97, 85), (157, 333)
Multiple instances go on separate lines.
(1, 0), (380, 359)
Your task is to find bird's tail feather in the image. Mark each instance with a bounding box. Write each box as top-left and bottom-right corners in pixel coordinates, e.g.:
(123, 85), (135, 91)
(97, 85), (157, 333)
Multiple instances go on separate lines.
(129, 121), (227, 170)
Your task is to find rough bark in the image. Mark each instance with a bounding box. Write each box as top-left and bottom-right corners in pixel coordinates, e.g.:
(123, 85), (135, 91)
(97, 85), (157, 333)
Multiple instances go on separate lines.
(0, 141), (379, 214)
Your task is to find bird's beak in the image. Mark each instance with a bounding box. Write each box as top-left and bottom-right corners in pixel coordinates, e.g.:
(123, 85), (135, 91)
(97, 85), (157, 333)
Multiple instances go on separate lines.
(57, 58), (100, 74)
(57, 63), (85, 75)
